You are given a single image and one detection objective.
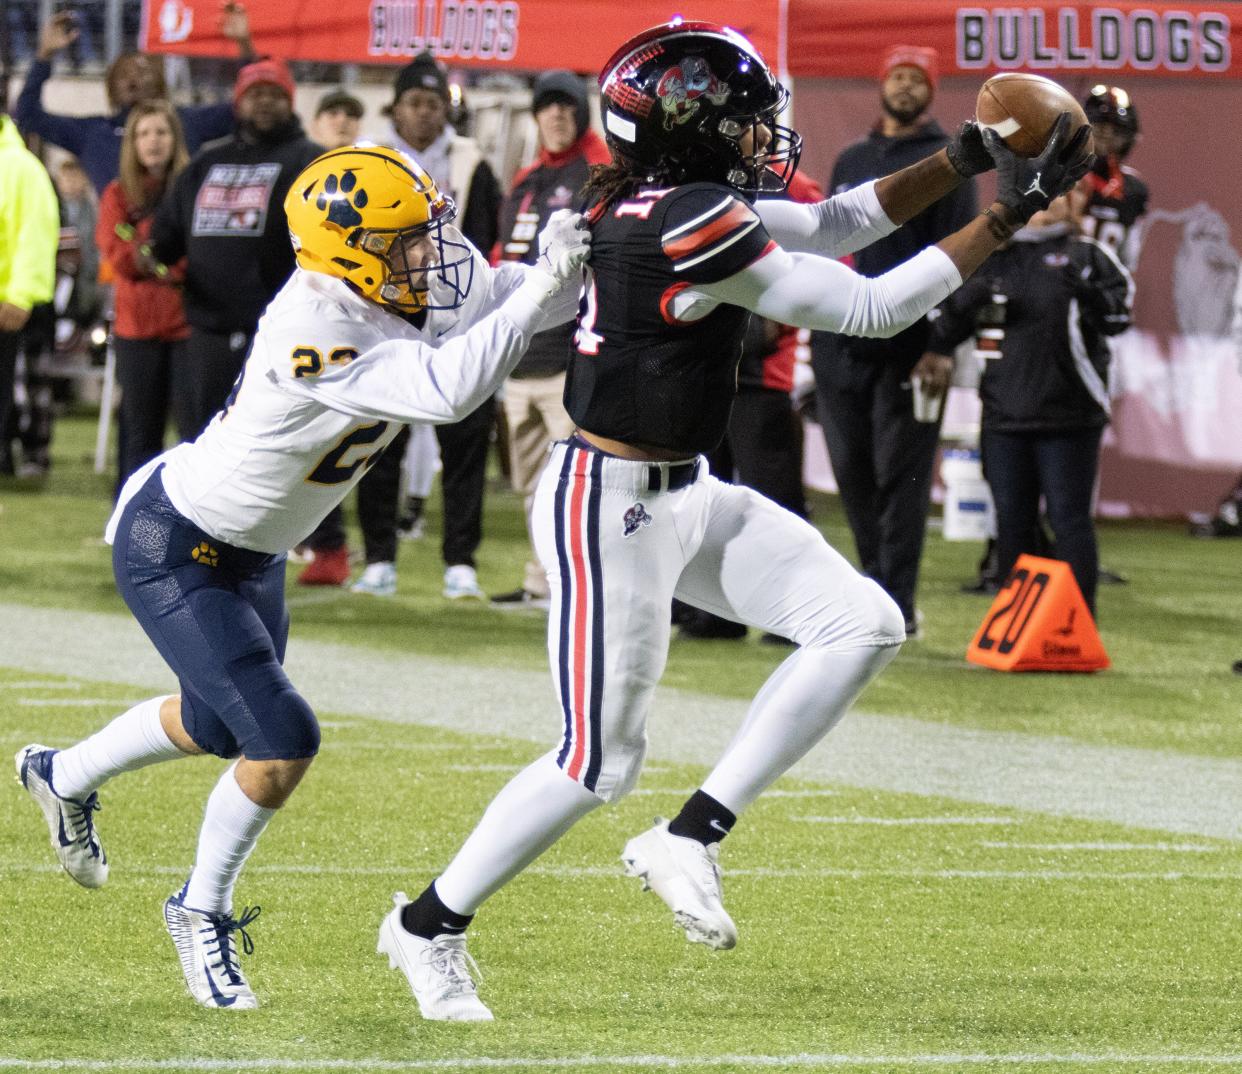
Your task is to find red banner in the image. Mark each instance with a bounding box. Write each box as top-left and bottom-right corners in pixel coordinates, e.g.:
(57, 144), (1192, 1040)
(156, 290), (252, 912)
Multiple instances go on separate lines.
(787, 1), (1237, 79)
(140, 0), (782, 73)
(143, 1), (1238, 79)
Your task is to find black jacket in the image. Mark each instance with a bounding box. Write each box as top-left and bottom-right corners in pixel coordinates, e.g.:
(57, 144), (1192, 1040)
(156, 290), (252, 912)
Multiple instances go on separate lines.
(151, 118), (322, 333)
(927, 226), (1133, 433)
(811, 119), (977, 381)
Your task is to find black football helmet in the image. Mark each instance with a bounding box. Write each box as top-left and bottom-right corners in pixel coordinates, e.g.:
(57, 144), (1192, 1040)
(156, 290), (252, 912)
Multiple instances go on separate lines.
(1084, 84), (1140, 157)
(598, 20), (801, 194)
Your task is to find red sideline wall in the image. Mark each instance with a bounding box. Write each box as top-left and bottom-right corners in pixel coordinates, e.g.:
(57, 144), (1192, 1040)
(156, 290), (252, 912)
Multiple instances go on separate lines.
(795, 74), (1242, 517)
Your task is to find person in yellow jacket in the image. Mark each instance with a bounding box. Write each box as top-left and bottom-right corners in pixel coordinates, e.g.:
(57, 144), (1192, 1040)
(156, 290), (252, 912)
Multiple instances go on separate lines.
(0, 109), (60, 474)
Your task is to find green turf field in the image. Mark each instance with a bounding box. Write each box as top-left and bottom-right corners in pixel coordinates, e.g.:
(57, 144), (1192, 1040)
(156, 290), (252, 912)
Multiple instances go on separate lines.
(2, 414), (1240, 1073)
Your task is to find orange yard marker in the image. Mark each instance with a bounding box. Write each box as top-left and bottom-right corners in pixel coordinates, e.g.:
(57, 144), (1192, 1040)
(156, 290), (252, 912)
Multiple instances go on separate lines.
(966, 555), (1110, 672)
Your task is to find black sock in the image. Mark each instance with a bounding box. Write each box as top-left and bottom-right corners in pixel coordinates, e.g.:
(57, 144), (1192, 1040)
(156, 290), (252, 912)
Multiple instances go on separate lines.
(667, 790), (737, 846)
(400, 881), (474, 940)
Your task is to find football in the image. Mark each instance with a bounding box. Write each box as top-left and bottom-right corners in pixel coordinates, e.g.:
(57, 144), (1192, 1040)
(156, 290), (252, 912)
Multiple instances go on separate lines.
(976, 73), (1091, 158)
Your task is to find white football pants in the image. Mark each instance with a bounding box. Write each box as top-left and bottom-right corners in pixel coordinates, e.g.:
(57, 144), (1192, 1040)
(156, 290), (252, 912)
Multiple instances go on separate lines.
(435, 440), (904, 915)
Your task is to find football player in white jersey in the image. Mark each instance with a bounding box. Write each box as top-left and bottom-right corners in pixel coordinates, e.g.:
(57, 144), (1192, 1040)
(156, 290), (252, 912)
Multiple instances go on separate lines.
(14, 144), (589, 1010)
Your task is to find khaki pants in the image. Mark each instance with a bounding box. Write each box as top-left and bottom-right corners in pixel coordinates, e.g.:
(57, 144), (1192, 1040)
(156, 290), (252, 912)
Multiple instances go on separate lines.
(503, 373), (574, 596)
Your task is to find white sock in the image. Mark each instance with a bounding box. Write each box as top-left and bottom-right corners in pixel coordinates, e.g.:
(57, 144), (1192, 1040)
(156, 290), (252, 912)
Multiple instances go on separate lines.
(51, 695), (185, 799)
(436, 751), (601, 914)
(701, 642), (900, 814)
(182, 764), (275, 914)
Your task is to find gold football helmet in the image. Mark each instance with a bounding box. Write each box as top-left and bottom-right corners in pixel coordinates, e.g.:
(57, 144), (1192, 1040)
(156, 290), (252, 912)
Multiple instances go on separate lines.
(284, 144), (473, 312)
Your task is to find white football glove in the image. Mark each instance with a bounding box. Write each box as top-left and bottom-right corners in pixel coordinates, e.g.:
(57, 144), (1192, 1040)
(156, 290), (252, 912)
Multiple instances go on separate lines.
(535, 209), (591, 284)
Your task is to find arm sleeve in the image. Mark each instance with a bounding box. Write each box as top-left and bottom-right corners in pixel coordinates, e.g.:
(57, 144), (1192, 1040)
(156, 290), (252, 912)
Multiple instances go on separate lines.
(1075, 238), (1135, 337)
(286, 274), (553, 424)
(489, 261), (580, 330)
(696, 243), (961, 339)
(755, 180), (899, 259)
(8, 159), (60, 310)
(13, 59), (88, 156)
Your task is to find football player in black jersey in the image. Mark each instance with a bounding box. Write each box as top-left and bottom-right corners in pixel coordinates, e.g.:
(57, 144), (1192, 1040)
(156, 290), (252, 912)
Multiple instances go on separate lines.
(1081, 84), (1149, 270)
(383, 21), (1093, 1020)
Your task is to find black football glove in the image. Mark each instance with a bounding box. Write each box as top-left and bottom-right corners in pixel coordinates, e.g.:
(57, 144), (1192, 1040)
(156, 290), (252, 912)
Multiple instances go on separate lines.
(945, 121), (994, 178)
(984, 112), (1095, 225)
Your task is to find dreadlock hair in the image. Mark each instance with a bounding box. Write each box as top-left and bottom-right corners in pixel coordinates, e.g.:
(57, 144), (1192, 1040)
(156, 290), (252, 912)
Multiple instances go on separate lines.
(583, 156), (679, 215)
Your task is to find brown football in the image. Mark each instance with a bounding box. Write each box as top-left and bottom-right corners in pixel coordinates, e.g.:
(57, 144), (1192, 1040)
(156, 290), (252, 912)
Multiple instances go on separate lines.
(976, 73), (1091, 158)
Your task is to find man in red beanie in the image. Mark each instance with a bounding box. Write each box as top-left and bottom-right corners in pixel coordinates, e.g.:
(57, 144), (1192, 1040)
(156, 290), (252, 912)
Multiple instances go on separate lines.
(810, 44), (977, 640)
(145, 57), (322, 438)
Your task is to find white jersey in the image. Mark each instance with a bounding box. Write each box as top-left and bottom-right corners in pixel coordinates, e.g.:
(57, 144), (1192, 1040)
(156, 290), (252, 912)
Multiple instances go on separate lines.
(108, 250), (574, 554)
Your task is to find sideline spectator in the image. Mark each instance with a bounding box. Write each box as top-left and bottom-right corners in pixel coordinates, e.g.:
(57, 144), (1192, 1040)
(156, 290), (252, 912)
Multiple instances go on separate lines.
(490, 70), (610, 609)
(312, 87), (363, 150)
(53, 158), (101, 323)
(14, 2), (255, 193)
(921, 191), (1133, 617)
(97, 100), (192, 484)
(810, 45), (978, 639)
(0, 104), (59, 476)
(147, 58), (322, 438)
(384, 51), (502, 600)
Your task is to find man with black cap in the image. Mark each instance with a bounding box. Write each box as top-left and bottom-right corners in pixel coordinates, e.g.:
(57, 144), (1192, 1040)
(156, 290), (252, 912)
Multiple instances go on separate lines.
(385, 51), (503, 600)
(312, 88), (364, 151)
(147, 58), (322, 438)
(490, 71), (610, 608)
(809, 45), (978, 639)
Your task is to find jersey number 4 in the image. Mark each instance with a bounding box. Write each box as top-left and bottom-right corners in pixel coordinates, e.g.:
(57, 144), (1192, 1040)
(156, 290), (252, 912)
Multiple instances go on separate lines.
(306, 421), (391, 485)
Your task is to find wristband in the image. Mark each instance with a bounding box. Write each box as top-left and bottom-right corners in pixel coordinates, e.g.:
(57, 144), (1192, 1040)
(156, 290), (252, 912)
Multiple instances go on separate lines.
(981, 206), (1019, 242)
(114, 222), (135, 242)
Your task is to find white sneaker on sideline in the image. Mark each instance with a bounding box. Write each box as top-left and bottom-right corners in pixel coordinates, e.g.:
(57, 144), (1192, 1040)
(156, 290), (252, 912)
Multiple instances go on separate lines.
(443, 564), (485, 600)
(14, 744), (108, 888)
(377, 892), (493, 1022)
(351, 561), (397, 597)
(622, 817), (738, 950)
(164, 885), (261, 1009)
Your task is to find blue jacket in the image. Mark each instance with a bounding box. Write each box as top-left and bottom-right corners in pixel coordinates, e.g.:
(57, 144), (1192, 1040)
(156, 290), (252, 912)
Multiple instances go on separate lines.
(15, 59), (235, 193)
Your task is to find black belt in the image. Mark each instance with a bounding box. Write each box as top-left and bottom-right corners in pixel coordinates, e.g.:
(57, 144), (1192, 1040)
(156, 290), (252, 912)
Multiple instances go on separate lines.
(647, 459), (700, 492)
(568, 434), (700, 492)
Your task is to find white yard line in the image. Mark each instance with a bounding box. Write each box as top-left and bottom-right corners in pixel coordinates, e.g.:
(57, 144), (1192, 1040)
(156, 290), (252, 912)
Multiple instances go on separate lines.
(3, 861), (1239, 882)
(3, 1052), (1242, 1069)
(796, 816), (1017, 826)
(981, 842), (1222, 853)
(2, 602), (1240, 840)
(16, 698), (138, 708)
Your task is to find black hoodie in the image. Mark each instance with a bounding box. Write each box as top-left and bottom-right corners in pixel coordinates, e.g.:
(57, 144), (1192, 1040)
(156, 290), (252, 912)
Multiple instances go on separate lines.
(152, 117), (323, 333)
(811, 119), (977, 374)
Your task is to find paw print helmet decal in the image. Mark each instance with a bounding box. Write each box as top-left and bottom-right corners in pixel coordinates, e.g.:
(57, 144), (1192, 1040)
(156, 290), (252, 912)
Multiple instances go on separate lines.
(285, 144), (474, 313)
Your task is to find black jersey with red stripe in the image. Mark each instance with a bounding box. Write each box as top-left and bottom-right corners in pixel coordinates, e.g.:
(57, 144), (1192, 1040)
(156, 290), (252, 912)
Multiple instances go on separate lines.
(566, 182), (775, 455)
(1081, 159), (1149, 270)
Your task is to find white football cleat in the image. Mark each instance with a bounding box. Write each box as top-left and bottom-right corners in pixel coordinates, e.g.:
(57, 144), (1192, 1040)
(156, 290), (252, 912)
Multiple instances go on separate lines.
(164, 886), (261, 1010)
(377, 892), (493, 1022)
(622, 817), (738, 950)
(14, 744), (108, 888)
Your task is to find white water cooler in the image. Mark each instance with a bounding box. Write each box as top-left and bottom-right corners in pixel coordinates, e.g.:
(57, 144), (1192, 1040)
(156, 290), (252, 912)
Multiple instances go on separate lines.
(939, 448), (995, 541)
